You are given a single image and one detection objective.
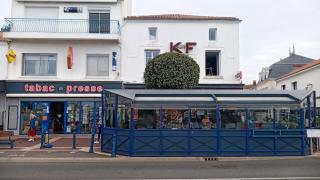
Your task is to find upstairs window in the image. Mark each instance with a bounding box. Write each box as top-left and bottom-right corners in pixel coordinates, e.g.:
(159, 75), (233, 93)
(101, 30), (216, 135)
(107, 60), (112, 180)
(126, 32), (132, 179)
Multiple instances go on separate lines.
(292, 81), (298, 90)
(145, 50), (160, 64)
(149, 27), (157, 40)
(209, 28), (217, 41)
(89, 12), (110, 33)
(87, 54), (109, 76)
(205, 51), (220, 76)
(281, 85), (286, 90)
(23, 54), (57, 76)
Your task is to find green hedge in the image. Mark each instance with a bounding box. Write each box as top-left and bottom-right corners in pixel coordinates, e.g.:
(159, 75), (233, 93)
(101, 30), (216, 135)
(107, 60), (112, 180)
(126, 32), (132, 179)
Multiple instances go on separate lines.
(144, 52), (200, 89)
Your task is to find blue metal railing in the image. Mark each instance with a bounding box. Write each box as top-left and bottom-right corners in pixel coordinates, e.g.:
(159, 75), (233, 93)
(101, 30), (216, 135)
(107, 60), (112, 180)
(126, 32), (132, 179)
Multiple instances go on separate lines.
(2, 18), (120, 34)
(102, 128), (307, 157)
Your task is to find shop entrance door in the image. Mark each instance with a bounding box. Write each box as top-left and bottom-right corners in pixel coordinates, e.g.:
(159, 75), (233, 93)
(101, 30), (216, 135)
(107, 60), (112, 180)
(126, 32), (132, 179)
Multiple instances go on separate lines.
(33, 102), (50, 135)
(50, 102), (64, 134)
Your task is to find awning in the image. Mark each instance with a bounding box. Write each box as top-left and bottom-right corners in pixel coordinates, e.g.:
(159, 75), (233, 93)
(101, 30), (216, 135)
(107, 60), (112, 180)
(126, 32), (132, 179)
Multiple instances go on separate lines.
(104, 89), (314, 107)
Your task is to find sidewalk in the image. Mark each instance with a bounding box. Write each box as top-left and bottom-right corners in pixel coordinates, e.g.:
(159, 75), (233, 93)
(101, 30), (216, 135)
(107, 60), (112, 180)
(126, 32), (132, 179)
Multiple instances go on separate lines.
(1, 136), (320, 162)
(0, 136), (105, 160)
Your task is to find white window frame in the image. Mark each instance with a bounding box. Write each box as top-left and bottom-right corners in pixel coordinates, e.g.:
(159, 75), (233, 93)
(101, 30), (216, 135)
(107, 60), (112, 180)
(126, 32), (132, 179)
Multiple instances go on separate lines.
(86, 54), (110, 77)
(149, 27), (157, 40)
(145, 50), (160, 64)
(22, 53), (57, 76)
(209, 28), (217, 41)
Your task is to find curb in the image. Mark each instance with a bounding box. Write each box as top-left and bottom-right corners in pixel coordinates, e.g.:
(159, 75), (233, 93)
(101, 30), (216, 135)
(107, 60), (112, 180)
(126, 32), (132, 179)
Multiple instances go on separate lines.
(0, 156), (313, 163)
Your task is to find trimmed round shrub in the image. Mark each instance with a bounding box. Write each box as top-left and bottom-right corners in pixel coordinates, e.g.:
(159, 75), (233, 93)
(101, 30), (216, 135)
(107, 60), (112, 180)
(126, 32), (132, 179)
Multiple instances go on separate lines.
(144, 52), (200, 89)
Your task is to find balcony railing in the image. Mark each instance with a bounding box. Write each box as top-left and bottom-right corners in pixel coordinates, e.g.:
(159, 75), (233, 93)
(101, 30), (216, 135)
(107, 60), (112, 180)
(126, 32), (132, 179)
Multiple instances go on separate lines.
(1, 18), (120, 34)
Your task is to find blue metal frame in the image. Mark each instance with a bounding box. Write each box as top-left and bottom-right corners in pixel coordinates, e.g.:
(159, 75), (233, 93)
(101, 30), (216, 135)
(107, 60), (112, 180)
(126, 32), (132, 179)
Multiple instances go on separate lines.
(101, 90), (314, 157)
(129, 107), (135, 156)
(313, 91), (317, 128)
(307, 95), (311, 128)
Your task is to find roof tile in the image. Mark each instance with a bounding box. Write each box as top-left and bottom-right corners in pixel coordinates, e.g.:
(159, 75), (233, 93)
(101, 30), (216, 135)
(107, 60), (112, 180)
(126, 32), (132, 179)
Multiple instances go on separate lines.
(277, 60), (320, 80)
(124, 14), (241, 21)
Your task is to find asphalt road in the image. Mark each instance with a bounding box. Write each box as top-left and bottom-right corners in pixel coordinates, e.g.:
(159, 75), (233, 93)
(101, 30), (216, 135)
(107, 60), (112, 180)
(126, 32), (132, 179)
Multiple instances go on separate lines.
(0, 158), (320, 180)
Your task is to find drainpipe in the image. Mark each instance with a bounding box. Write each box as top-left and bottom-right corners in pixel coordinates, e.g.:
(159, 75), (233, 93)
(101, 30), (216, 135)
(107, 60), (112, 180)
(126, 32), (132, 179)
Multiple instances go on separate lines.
(313, 91), (317, 128)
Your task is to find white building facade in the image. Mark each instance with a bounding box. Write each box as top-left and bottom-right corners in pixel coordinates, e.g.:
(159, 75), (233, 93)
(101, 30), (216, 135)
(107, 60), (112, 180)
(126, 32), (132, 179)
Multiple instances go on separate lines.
(276, 60), (320, 110)
(121, 15), (241, 85)
(0, 0), (242, 135)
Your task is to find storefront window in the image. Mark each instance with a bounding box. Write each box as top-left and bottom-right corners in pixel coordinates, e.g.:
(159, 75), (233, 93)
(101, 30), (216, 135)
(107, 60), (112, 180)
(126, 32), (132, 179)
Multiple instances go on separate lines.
(163, 109), (188, 129)
(66, 102), (80, 133)
(249, 109), (274, 129)
(134, 109), (160, 129)
(95, 102), (103, 131)
(220, 109), (246, 129)
(20, 102), (33, 135)
(105, 104), (114, 128)
(81, 102), (94, 133)
(190, 109), (216, 129)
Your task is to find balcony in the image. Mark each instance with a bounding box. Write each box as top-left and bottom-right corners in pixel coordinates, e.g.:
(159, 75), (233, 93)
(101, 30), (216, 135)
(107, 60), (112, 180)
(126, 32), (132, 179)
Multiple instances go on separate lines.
(1, 18), (120, 40)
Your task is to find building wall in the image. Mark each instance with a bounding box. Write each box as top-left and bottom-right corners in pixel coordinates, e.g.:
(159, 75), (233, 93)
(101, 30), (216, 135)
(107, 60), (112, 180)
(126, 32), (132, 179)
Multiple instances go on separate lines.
(0, 94), (6, 131)
(11, 0), (125, 23)
(121, 20), (241, 84)
(0, 42), (8, 80)
(276, 65), (320, 106)
(6, 40), (121, 81)
(255, 79), (276, 90)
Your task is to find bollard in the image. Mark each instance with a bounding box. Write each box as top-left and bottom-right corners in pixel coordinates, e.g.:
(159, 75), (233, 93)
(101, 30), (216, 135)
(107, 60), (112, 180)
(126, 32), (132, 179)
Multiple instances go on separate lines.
(40, 133), (44, 149)
(72, 132), (76, 149)
(89, 133), (95, 153)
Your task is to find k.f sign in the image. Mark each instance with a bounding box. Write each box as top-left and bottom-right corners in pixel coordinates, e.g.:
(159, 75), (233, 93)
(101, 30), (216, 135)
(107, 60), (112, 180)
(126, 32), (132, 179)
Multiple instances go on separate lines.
(170, 42), (197, 54)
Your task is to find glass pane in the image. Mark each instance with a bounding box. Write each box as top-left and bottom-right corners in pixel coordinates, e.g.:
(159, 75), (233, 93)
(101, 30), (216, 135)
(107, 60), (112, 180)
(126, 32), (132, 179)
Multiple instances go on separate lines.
(81, 102), (94, 134)
(97, 57), (109, 76)
(48, 60), (57, 75)
(221, 109), (246, 129)
(100, 13), (110, 33)
(95, 102), (103, 131)
(39, 60), (50, 75)
(25, 54), (40, 61)
(25, 60), (37, 75)
(105, 103), (114, 128)
(163, 109), (188, 129)
(276, 108), (300, 129)
(134, 109), (160, 129)
(149, 28), (157, 40)
(66, 102), (80, 133)
(20, 102), (33, 135)
(89, 13), (100, 33)
(190, 109), (216, 129)
(249, 109), (274, 129)
(118, 105), (130, 129)
(87, 56), (98, 76)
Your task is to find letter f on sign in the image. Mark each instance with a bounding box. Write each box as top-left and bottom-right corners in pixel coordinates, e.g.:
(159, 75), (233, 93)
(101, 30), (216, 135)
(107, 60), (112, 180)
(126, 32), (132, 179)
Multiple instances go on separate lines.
(186, 42), (197, 53)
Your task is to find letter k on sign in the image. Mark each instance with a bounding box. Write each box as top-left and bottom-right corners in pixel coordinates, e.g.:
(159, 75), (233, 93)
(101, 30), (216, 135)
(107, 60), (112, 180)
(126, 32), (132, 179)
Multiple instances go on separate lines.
(170, 42), (183, 53)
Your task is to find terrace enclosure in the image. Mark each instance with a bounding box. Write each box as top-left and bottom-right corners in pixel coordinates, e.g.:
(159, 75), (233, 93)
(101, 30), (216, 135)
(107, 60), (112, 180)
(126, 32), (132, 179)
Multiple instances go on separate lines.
(100, 89), (318, 157)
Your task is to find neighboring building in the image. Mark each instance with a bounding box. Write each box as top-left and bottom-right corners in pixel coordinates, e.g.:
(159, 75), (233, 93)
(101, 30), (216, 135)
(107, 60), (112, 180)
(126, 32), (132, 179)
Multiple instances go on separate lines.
(255, 51), (314, 90)
(276, 60), (320, 113)
(1, 0), (129, 135)
(121, 14), (242, 85)
(0, 32), (8, 131)
(0, 0), (242, 135)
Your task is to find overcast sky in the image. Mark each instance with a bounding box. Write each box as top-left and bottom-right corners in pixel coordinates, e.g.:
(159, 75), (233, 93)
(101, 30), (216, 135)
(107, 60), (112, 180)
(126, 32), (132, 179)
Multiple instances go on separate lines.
(1, 0), (320, 83)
